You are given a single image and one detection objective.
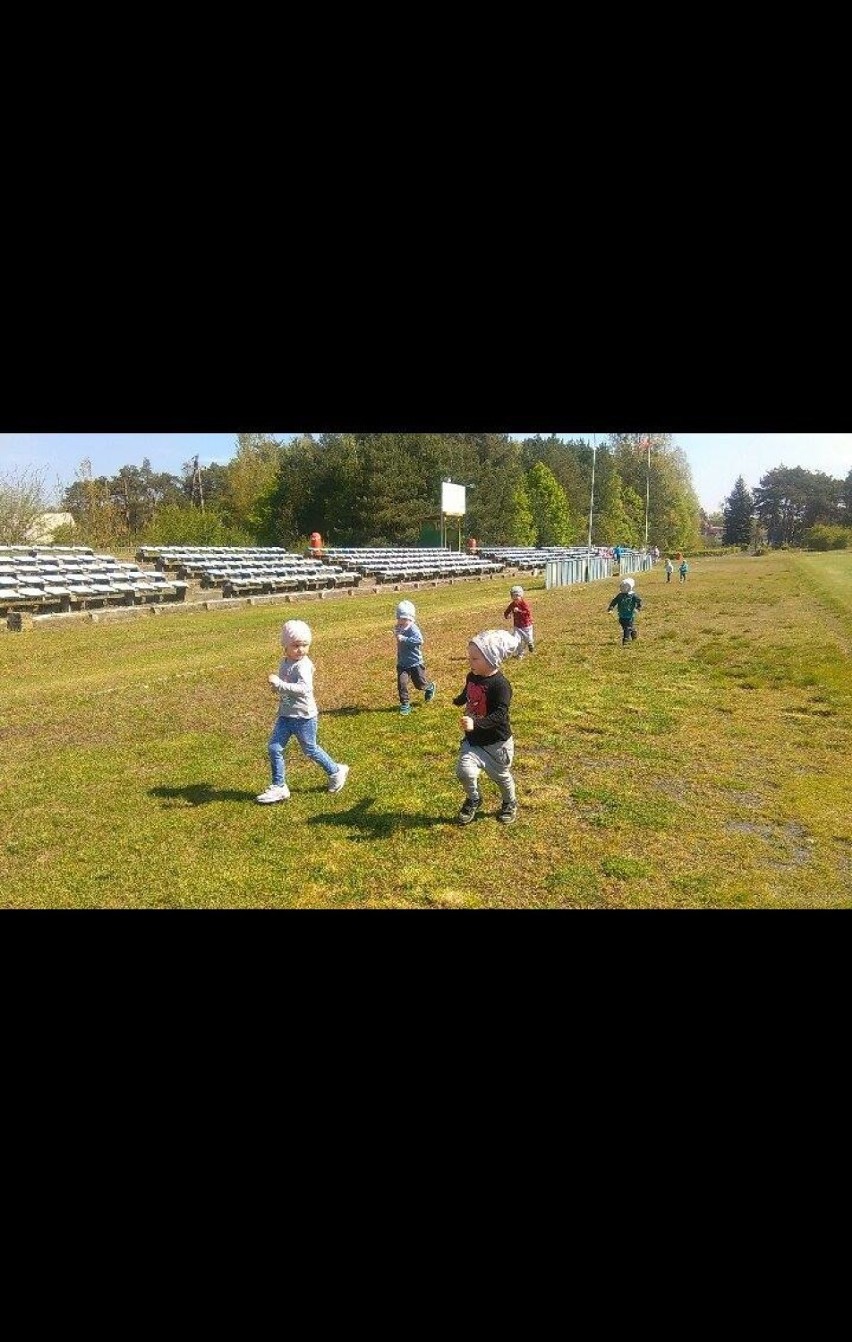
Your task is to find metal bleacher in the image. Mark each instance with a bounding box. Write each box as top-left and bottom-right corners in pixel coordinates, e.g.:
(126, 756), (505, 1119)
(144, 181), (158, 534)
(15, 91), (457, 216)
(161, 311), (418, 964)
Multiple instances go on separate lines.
(319, 547), (505, 582)
(134, 546), (362, 598)
(0, 546), (188, 616)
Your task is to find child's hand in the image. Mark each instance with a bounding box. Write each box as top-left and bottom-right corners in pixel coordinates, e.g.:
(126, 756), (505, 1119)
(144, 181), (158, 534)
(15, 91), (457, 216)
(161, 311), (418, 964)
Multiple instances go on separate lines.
(269, 674), (284, 689)
(460, 715), (474, 732)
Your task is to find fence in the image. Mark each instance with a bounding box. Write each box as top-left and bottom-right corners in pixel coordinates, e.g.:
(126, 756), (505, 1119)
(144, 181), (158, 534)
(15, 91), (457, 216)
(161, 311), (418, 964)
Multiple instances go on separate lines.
(545, 549), (654, 589)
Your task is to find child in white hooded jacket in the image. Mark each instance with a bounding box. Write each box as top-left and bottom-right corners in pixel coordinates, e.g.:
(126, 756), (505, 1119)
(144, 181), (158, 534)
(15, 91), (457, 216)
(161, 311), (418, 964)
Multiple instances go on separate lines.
(256, 619), (349, 803)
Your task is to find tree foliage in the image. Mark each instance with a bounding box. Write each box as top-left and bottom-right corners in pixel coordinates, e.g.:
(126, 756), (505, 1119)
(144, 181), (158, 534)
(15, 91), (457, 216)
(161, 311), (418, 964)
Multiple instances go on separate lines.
(0, 465), (50, 544)
(50, 432), (719, 551)
(751, 465), (845, 547)
(801, 523), (850, 551)
(525, 462), (574, 545)
(723, 475), (754, 545)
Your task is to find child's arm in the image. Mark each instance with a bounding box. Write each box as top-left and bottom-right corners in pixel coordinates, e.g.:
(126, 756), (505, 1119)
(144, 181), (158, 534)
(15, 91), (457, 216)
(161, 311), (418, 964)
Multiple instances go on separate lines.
(503, 603), (514, 618)
(271, 662), (314, 705)
(396, 627), (423, 650)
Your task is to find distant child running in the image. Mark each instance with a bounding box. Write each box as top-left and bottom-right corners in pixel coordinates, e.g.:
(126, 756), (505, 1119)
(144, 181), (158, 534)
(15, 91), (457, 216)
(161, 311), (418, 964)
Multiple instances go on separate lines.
(679, 559), (689, 583)
(503, 584), (535, 656)
(452, 629), (519, 825)
(607, 577), (643, 645)
(665, 558), (674, 583)
(256, 619), (349, 803)
(394, 599), (436, 716)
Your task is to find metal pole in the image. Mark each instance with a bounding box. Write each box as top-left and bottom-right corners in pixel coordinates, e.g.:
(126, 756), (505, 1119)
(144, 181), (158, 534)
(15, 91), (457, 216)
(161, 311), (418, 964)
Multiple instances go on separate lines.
(644, 435), (651, 548)
(587, 434), (597, 554)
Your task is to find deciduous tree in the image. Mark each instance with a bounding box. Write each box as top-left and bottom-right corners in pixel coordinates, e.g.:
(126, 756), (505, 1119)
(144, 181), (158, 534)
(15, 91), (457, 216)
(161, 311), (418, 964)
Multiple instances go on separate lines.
(0, 465), (50, 544)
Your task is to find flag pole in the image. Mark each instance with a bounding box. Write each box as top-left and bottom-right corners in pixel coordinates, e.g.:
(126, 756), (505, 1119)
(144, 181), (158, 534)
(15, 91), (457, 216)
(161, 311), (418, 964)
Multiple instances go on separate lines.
(644, 435), (651, 548)
(587, 434), (597, 554)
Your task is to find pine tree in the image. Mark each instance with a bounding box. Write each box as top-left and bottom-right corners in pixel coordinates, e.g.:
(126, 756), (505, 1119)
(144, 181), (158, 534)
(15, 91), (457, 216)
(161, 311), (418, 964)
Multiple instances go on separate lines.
(722, 475), (754, 545)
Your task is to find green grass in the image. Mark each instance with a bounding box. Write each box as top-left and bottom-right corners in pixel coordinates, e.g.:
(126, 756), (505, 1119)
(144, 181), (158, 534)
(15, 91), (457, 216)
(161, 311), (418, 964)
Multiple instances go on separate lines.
(2, 551), (851, 908)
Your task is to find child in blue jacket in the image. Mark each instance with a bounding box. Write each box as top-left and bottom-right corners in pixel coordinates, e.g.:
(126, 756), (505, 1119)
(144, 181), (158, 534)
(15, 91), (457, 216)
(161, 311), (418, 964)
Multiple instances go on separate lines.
(394, 600), (436, 716)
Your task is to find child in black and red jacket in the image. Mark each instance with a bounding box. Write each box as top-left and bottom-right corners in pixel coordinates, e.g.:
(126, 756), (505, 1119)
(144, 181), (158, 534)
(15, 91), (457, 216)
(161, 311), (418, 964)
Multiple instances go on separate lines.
(452, 629), (519, 826)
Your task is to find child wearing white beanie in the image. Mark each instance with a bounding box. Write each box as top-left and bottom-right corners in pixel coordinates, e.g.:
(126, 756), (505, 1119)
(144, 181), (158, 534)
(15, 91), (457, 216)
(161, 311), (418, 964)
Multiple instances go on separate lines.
(451, 630), (519, 826)
(503, 584), (535, 656)
(256, 619), (349, 803)
(394, 599), (437, 717)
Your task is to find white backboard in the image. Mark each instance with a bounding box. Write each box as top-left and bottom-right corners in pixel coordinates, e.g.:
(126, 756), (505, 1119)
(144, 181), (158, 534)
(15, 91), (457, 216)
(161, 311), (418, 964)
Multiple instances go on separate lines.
(441, 481), (467, 516)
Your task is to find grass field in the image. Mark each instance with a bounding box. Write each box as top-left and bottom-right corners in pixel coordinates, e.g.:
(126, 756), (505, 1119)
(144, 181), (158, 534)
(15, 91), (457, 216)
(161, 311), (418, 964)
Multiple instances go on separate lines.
(2, 550), (850, 909)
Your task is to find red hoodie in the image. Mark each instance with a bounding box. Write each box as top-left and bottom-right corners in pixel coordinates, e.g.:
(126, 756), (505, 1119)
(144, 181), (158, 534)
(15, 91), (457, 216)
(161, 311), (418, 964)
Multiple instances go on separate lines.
(504, 598), (532, 630)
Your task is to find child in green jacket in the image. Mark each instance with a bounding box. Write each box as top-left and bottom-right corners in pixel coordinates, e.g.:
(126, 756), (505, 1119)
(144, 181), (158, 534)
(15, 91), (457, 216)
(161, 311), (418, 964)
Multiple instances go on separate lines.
(607, 579), (643, 645)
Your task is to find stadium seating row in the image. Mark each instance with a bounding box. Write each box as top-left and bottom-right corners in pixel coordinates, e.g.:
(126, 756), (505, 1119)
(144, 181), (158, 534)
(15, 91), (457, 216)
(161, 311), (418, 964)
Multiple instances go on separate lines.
(320, 547), (505, 581)
(0, 547), (188, 615)
(1, 572), (188, 615)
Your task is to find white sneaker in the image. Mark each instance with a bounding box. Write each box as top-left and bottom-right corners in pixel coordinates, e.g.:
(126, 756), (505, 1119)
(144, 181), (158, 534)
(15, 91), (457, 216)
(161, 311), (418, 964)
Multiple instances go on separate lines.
(327, 764), (350, 794)
(256, 784), (291, 804)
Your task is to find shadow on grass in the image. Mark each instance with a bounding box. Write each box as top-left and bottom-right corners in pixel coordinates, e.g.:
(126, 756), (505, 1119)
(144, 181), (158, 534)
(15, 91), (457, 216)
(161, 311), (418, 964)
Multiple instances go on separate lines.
(306, 795), (449, 839)
(322, 704), (416, 717)
(150, 783), (257, 806)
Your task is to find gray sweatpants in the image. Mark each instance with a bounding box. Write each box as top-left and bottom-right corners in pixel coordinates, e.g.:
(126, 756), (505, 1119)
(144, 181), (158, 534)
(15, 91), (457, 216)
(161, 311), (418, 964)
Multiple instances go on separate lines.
(456, 737), (516, 805)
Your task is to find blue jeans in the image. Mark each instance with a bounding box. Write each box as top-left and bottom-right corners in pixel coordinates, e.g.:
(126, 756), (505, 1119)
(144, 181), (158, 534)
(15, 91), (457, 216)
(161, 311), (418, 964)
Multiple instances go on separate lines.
(268, 714), (339, 786)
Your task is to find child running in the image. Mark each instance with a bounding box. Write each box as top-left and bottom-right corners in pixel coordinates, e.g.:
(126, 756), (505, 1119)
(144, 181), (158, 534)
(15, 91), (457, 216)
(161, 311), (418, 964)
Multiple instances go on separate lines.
(503, 584), (534, 656)
(256, 618), (349, 803)
(394, 599), (436, 716)
(452, 629), (519, 825)
(607, 577), (643, 646)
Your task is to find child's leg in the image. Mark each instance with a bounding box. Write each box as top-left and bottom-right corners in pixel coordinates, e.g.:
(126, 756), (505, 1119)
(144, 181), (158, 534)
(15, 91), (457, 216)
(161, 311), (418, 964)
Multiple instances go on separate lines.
(292, 715), (338, 777)
(456, 743), (483, 801)
(268, 716), (295, 786)
(409, 664), (428, 695)
(397, 667), (411, 706)
(479, 739), (516, 805)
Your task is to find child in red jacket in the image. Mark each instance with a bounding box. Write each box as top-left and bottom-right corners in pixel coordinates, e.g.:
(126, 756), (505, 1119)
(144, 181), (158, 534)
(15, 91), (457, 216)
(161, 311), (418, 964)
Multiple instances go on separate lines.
(503, 585), (534, 656)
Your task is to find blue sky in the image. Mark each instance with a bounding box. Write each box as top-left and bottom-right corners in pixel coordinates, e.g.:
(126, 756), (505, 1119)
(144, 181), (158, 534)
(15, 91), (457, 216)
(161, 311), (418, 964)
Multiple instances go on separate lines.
(1, 432), (850, 515)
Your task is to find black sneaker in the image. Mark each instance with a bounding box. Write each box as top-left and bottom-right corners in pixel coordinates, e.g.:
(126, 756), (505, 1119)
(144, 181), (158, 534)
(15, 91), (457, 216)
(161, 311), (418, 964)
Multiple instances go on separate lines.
(458, 796), (481, 825)
(497, 800), (518, 825)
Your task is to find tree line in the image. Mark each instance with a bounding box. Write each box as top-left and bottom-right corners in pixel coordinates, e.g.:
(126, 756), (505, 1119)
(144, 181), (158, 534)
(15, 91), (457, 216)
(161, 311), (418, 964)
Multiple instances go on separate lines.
(14, 434), (846, 554)
(12, 433), (697, 553)
(723, 465), (852, 550)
